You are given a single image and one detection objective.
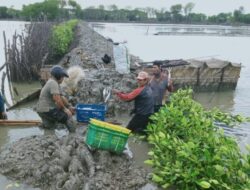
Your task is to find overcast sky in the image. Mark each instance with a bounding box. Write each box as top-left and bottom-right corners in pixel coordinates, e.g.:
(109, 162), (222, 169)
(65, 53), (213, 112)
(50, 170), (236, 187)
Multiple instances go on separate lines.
(1, 0), (250, 15)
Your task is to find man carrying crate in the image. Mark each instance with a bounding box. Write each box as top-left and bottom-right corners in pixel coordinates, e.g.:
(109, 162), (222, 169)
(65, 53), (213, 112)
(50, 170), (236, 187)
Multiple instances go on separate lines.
(36, 65), (76, 132)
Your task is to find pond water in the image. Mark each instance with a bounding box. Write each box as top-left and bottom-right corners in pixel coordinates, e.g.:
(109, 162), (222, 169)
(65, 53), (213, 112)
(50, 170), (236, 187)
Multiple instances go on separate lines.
(0, 21), (250, 189)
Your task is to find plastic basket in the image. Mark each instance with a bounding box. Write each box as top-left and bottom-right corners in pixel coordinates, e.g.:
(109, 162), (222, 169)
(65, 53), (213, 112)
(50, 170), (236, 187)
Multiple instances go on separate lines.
(76, 104), (106, 122)
(90, 118), (131, 134)
(86, 123), (129, 153)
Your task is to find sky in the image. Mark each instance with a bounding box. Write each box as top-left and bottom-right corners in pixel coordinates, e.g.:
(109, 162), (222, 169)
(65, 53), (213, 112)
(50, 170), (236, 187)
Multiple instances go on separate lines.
(1, 0), (250, 15)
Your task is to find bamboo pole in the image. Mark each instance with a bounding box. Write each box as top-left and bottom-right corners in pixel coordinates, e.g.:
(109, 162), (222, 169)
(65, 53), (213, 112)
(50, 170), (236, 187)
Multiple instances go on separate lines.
(0, 120), (41, 126)
(3, 31), (7, 63)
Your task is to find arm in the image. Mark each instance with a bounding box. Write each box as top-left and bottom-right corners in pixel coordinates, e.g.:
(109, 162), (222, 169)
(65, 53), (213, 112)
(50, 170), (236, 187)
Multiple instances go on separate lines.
(167, 79), (174, 92)
(53, 94), (72, 117)
(113, 87), (144, 101)
(61, 96), (75, 114)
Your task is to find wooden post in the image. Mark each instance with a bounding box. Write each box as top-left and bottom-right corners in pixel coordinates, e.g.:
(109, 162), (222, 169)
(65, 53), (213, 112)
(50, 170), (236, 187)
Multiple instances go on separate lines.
(196, 68), (200, 87)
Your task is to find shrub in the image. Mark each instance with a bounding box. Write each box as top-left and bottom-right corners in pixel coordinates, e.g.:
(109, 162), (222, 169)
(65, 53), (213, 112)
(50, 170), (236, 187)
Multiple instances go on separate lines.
(146, 89), (250, 190)
(50, 19), (78, 57)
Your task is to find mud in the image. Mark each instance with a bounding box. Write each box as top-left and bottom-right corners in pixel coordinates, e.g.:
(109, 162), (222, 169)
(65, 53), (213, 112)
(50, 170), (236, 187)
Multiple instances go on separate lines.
(58, 22), (142, 117)
(75, 69), (137, 116)
(0, 127), (150, 190)
(0, 21), (153, 190)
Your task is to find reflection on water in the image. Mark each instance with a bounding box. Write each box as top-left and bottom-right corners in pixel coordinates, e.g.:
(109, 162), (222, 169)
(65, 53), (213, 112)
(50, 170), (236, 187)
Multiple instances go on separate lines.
(11, 81), (41, 102)
(194, 91), (235, 111)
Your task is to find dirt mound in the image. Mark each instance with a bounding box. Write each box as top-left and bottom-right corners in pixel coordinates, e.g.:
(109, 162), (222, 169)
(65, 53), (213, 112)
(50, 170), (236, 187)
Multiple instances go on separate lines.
(64, 69), (138, 117)
(0, 130), (149, 190)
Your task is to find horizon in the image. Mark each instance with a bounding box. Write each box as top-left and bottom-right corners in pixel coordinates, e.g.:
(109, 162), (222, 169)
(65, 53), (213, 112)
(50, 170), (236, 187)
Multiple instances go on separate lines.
(1, 0), (250, 16)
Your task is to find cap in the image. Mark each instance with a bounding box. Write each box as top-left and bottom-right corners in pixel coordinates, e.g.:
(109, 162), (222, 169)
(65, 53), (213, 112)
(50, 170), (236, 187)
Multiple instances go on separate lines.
(136, 71), (149, 80)
(50, 65), (69, 80)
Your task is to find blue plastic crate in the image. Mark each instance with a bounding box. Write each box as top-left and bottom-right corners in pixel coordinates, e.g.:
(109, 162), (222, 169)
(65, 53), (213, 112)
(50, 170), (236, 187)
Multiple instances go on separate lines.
(76, 104), (106, 123)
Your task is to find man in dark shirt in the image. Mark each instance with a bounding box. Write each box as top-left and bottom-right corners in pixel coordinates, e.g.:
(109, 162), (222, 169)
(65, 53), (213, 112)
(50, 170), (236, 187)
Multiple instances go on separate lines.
(113, 71), (154, 134)
(150, 61), (173, 113)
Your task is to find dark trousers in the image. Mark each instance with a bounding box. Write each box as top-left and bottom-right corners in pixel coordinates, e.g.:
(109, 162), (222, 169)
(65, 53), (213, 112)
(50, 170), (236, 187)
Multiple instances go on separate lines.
(127, 114), (152, 134)
(154, 105), (162, 113)
(38, 108), (68, 128)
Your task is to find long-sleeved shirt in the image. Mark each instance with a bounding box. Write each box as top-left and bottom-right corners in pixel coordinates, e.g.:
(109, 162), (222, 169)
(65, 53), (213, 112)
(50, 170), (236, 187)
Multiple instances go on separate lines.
(116, 85), (154, 115)
(116, 86), (144, 101)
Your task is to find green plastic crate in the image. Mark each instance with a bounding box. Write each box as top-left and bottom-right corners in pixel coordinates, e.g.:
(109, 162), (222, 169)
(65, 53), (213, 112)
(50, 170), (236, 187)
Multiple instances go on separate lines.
(86, 123), (129, 153)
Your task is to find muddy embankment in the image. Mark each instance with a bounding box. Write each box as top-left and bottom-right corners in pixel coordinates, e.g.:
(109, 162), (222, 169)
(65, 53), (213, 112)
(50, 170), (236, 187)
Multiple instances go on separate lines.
(58, 22), (142, 116)
(0, 129), (149, 190)
(0, 22), (153, 190)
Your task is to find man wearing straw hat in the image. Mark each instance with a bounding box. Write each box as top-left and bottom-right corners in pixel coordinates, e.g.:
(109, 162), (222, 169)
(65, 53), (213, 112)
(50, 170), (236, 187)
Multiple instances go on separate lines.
(113, 71), (154, 134)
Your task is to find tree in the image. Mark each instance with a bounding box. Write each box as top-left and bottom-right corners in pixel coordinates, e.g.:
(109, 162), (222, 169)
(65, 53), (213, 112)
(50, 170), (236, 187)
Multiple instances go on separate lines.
(0, 6), (8, 18)
(68, 0), (81, 17)
(184, 2), (195, 16)
(98, 5), (105, 10)
(21, 0), (60, 21)
(108, 4), (118, 11)
(188, 13), (206, 23)
(233, 6), (244, 22)
(170, 4), (183, 22)
(170, 4), (182, 15)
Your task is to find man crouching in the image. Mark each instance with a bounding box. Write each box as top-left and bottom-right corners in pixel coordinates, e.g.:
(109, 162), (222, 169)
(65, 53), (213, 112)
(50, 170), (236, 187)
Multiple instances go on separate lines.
(36, 65), (76, 132)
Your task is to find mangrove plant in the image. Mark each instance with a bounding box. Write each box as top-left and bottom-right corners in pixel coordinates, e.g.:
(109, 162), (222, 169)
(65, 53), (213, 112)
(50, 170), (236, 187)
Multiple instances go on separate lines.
(145, 89), (250, 190)
(50, 19), (78, 57)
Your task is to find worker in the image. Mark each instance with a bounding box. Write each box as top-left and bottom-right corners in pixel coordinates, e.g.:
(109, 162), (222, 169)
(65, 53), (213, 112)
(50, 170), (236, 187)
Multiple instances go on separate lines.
(0, 93), (7, 119)
(36, 65), (76, 132)
(150, 61), (173, 113)
(113, 71), (154, 134)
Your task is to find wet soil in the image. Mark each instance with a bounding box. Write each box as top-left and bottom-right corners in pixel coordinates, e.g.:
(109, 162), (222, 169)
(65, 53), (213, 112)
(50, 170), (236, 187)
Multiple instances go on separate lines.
(0, 21), (154, 190)
(0, 127), (151, 190)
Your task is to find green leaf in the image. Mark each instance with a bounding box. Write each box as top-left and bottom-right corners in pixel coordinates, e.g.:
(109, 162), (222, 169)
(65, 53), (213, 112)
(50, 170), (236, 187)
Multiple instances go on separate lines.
(197, 181), (211, 189)
(148, 151), (154, 156)
(209, 179), (219, 185)
(162, 183), (170, 189)
(214, 165), (224, 173)
(158, 131), (166, 139)
(144, 159), (154, 165)
(152, 174), (164, 183)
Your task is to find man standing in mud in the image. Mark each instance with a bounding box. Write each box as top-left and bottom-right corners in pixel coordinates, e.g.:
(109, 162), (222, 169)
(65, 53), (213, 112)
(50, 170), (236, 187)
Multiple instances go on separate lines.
(113, 71), (154, 134)
(36, 65), (76, 132)
(150, 61), (173, 113)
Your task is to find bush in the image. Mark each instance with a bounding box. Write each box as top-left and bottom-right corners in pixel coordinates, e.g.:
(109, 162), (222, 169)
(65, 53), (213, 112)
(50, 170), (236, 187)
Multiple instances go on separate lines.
(145, 89), (250, 190)
(50, 19), (78, 57)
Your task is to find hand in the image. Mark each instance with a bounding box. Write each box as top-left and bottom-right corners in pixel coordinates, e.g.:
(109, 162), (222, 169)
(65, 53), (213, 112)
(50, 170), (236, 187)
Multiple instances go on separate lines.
(64, 108), (72, 117)
(112, 89), (120, 94)
(69, 106), (76, 115)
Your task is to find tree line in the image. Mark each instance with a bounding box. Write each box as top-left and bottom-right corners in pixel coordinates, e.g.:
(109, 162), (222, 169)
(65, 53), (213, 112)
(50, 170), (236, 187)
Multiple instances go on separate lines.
(1, 0), (250, 25)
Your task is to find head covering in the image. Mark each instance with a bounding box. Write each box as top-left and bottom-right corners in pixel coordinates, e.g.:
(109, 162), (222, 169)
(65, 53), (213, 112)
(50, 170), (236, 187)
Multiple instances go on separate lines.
(50, 65), (69, 80)
(136, 71), (149, 80)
